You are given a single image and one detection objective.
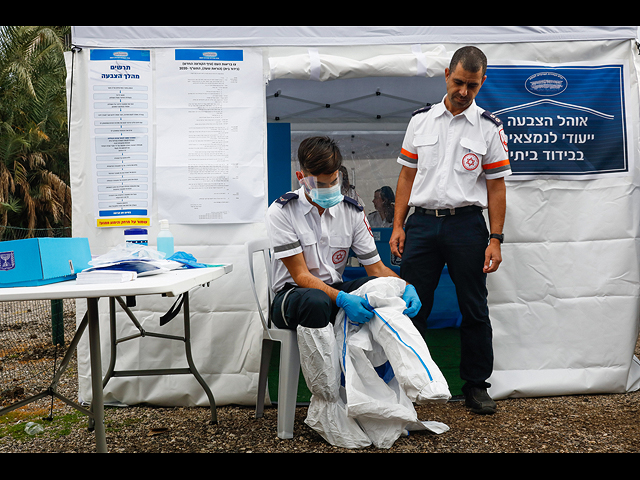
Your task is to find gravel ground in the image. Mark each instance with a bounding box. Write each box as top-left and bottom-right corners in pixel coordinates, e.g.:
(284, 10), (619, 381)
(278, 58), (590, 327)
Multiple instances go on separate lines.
(0, 304), (640, 453)
(1, 310), (639, 453)
(4, 391), (640, 453)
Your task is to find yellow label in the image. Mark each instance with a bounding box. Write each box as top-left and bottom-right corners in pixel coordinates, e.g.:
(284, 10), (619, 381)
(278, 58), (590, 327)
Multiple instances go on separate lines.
(97, 218), (150, 228)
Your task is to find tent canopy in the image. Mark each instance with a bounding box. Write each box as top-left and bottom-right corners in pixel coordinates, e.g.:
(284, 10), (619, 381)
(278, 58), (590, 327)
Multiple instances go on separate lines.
(71, 26), (639, 48)
(71, 26), (640, 92)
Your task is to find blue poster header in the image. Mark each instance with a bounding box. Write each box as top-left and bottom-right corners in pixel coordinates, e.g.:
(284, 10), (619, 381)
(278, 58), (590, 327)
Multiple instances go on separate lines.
(174, 49), (244, 62)
(477, 64), (629, 178)
(90, 49), (150, 62)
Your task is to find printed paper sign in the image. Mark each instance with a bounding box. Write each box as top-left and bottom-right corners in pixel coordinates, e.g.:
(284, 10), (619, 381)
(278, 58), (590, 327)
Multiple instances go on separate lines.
(89, 49), (153, 226)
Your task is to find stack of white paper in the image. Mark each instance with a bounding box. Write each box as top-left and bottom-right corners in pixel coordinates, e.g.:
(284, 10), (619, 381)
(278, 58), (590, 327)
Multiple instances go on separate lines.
(76, 270), (137, 285)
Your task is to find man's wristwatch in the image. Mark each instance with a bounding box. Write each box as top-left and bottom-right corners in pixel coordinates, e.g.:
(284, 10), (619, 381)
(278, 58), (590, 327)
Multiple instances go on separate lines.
(489, 233), (504, 243)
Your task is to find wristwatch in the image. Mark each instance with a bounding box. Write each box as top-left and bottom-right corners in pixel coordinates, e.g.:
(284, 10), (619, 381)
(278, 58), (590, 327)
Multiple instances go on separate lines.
(489, 233), (504, 243)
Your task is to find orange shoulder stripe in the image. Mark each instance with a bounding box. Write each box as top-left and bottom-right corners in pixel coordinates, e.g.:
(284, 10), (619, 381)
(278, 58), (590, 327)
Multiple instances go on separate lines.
(401, 148), (418, 160)
(483, 159), (510, 170)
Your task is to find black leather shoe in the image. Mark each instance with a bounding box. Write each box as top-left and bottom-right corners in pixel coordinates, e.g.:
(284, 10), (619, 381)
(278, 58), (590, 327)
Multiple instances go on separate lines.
(463, 387), (496, 415)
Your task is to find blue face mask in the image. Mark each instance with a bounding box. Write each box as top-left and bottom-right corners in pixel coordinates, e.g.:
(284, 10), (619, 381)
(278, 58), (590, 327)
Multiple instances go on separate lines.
(300, 172), (344, 209)
(310, 183), (344, 209)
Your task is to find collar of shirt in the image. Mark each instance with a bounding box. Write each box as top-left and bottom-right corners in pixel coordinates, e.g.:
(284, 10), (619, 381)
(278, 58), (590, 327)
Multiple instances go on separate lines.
(432, 94), (479, 126)
(297, 186), (314, 215)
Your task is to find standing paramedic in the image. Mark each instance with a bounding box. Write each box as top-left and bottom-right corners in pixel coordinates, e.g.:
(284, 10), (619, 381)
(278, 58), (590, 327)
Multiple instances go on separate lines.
(265, 136), (422, 445)
(390, 46), (511, 415)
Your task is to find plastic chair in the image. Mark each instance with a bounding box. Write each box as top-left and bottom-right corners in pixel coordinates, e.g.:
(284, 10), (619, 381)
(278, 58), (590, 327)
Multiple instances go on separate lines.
(246, 238), (301, 439)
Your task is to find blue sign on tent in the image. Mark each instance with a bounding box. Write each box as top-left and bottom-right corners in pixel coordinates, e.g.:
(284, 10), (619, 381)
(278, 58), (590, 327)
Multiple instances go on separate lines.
(477, 64), (630, 177)
(90, 49), (151, 62)
(174, 49), (244, 62)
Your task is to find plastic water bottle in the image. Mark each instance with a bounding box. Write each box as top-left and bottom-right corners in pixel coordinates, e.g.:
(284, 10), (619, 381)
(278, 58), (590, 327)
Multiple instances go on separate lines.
(157, 219), (174, 258)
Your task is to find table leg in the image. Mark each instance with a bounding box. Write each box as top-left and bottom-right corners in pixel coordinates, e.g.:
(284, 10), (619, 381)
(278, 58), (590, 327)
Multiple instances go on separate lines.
(87, 298), (108, 453)
(183, 293), (217, 424)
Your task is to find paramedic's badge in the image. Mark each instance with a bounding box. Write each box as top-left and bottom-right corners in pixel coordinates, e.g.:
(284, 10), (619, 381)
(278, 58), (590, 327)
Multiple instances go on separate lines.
(499, 128), (508, 152)
(462, 153), (480, 171)
(333, 250), (347, 264)
(363, 216), (373, 237)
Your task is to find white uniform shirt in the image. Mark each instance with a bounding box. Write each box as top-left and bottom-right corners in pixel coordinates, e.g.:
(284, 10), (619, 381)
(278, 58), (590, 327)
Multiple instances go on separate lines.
(266, 187), (381, 293)
(397, 96), (511, 210)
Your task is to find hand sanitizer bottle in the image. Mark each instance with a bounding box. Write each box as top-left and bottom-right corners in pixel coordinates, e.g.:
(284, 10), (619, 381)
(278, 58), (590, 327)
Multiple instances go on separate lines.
(157, 219), (174, 258)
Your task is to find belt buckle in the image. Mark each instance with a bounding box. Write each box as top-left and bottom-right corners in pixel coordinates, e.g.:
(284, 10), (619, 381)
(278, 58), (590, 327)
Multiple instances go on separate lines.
(435, 209), (454, 217)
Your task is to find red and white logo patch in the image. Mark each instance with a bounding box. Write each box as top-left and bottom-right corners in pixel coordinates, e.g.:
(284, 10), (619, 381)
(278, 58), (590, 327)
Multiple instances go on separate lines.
(499, 127), (508, 152)
(462, 152), (480, 171)
(332, 249), (347, 264)
(363, 215), (373, 237)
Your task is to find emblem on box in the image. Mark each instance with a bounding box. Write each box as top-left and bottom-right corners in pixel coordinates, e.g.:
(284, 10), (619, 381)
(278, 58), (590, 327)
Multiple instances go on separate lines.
(0, 251), (16, 271)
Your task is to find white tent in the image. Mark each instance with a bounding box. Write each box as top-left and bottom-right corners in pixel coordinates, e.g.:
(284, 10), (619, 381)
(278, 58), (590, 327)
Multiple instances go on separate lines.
(68, 26), (640, 406)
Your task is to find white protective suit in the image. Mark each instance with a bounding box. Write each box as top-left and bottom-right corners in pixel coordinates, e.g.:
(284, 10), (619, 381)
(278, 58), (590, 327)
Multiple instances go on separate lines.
(298, 277), (451, 449)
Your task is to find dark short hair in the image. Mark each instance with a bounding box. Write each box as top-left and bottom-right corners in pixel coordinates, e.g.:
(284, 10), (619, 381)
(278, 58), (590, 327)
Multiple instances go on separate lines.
(378, 186), (395, 204)
(297, 136), (343, 176)
(449, 46), (487, 76)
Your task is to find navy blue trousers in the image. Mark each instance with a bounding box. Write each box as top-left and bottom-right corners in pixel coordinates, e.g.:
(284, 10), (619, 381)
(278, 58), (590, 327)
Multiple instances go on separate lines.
(400, 208), (493, 390)
(271, 276), (377, 330)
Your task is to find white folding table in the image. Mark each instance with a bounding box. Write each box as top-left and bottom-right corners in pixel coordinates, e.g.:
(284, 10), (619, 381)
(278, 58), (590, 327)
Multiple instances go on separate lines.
(0, 265), (232, 453)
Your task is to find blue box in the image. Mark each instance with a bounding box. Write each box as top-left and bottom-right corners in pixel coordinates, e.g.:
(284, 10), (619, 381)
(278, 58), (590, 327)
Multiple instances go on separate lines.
(0, 238), (92, 287)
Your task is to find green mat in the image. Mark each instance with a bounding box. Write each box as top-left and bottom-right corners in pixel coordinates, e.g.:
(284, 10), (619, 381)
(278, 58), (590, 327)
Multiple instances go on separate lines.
(268, 342), (311, 404)
(267, 327), (462, 404)
(424, 327), (463, 397)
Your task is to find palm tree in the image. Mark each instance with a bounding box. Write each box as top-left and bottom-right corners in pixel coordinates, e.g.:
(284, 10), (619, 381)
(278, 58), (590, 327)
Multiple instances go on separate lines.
(0, 26), (71, 240)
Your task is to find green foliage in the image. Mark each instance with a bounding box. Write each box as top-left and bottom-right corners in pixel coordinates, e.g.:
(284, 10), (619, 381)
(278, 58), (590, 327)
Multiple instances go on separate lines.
(0, 26), (72, 238)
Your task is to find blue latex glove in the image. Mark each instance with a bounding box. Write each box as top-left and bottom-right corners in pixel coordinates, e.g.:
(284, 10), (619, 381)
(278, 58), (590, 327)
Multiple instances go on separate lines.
(402, 284), (422, 318)
(167, 251), (208, 268)
(336, 291), (374, 324)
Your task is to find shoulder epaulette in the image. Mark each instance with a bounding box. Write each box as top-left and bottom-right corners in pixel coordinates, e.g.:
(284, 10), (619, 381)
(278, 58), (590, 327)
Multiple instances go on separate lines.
(482, 110), (503, 126)
(275, 192), (299, 206)
(343, 195), (364, 211)
(412, 104), (433, 116)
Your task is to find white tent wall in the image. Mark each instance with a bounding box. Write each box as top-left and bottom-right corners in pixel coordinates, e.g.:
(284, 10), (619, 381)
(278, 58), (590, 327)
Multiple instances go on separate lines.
(476, 38), (640, 398)
(68, 27), (640, 406)
(66, 45), (267, 407)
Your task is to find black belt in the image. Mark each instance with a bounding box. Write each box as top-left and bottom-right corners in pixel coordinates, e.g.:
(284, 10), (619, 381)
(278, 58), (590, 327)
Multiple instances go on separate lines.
(414, 205), (482, 217)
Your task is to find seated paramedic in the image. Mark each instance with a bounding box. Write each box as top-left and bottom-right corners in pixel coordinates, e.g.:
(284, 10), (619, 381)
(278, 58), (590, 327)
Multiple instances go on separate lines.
(266, 136), (422, 332)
